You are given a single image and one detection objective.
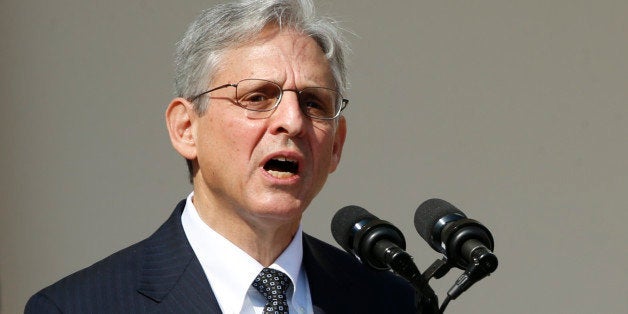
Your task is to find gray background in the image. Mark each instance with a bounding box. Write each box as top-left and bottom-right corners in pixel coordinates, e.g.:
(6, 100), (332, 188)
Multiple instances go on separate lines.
(1, 0), (627, 313)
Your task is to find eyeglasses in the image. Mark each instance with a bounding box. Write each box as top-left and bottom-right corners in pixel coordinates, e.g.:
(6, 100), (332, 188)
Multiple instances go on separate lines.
(188, 78), (348, 120)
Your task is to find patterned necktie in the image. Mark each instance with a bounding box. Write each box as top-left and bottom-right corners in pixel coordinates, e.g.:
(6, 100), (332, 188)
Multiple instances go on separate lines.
(252, 268), (292, 314)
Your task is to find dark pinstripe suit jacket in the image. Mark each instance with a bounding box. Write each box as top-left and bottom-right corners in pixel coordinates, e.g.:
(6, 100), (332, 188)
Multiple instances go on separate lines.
(25, 200), (416, 313)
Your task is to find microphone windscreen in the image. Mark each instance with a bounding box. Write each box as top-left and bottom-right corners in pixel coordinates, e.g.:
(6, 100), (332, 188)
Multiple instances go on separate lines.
(331, 205), (376, 252)
(414, 198), (465, 243)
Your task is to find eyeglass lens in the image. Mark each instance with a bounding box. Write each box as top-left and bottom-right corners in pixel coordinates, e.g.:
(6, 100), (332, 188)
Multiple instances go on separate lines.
(235, 79), (340, 119)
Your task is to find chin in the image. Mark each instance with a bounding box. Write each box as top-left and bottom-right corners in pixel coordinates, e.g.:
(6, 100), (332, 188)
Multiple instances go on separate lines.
(250, 198), (309, 221)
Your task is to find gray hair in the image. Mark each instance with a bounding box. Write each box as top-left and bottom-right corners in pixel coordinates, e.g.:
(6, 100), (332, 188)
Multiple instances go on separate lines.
(174, 0), (350, 113)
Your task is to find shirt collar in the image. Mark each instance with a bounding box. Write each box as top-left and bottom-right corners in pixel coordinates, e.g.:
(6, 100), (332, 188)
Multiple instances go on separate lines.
(181, 192), (304, 313)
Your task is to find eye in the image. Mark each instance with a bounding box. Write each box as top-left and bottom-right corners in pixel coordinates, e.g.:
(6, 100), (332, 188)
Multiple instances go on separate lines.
(304, 99), (325, 110)
(238, 89), (278, 110)
(242, 92), (269, 103)
(300, 90), (334, 117)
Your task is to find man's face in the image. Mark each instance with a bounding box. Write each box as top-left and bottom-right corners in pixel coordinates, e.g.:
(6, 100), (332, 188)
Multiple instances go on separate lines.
(189, 28), (346, 227)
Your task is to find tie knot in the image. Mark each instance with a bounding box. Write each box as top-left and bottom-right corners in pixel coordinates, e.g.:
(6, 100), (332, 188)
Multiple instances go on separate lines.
(252, 268), (292, 314)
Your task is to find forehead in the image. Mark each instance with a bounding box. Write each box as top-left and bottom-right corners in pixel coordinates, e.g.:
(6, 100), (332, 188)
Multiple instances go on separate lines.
(213, 28), (335, 88)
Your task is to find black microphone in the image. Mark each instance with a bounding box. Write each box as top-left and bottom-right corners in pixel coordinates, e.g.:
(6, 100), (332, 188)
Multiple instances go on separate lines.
(332, 205), (440, 313)
(414, 198), (497, 272)
(414, 198), (498, 299)
(331, 205), (407, 271)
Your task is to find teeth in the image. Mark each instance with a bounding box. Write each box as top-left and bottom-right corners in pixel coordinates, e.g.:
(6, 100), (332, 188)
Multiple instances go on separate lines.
(264, 155), (298, 178)
(274, 156), (297, 163)
(267, 170), (294, 179)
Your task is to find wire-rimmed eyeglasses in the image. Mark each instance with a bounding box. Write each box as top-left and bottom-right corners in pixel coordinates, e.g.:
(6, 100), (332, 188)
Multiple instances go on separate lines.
(188, 78), (348, 120)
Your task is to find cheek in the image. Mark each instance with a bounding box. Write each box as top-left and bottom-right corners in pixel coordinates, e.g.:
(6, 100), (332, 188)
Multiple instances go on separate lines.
(229, 117), (264, 144)
(215, 117), (267, 167)
(196, 115), (239, 161)
(312, 129), (336, 166)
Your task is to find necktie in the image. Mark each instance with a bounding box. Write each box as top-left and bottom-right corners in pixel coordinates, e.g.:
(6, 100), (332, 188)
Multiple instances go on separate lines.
(252, 268), (292, 314)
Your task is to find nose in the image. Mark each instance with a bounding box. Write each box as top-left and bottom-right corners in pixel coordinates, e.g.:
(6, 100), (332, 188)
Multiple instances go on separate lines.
(268, 90), (306, 137)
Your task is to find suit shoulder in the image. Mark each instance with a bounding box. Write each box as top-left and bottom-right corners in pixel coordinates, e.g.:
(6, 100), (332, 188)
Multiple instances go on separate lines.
(303, 234), (417, 313)
(303, 233), (414, 290)
(27, 239), (146, 311)
(26, 201), (200, 312)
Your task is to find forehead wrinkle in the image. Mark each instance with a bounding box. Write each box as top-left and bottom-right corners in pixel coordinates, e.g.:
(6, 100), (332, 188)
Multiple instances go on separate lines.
(245, 45), (287, 80)
(284, 33), (334, 88)
(212, 45), (282, 84)
(215, 29), (334, 88)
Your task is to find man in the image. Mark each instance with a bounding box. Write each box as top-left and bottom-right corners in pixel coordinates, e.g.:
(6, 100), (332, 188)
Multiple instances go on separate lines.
(25, 0), (417, 313)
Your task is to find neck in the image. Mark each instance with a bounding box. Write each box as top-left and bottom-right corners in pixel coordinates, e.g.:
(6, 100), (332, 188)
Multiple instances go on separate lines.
(191, 192), (301, 266)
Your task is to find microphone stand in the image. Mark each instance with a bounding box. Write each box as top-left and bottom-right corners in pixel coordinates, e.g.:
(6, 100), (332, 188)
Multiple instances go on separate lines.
(422, 254), (496, 313)
(383, 242), (496, 313)
(377, 241), (440, 314)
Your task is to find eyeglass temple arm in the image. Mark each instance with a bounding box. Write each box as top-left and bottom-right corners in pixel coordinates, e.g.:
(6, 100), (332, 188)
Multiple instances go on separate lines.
(188, 83), (237, 102)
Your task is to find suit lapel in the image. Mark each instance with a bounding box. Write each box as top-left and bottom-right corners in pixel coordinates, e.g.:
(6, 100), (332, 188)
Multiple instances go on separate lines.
(302, 234), (353, 314)
(137, 200), (222, 313)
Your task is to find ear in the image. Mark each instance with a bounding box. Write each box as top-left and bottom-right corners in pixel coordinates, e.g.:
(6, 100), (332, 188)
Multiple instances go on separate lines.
(328, 116), (347, 173)
(165, 98), (197, 160)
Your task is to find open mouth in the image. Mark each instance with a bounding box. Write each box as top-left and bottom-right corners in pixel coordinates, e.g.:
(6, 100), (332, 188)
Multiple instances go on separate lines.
(263, 156), (299, 179)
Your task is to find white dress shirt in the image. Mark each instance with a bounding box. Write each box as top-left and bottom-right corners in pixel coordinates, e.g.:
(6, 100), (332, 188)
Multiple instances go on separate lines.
(181, 193), (313, 314)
